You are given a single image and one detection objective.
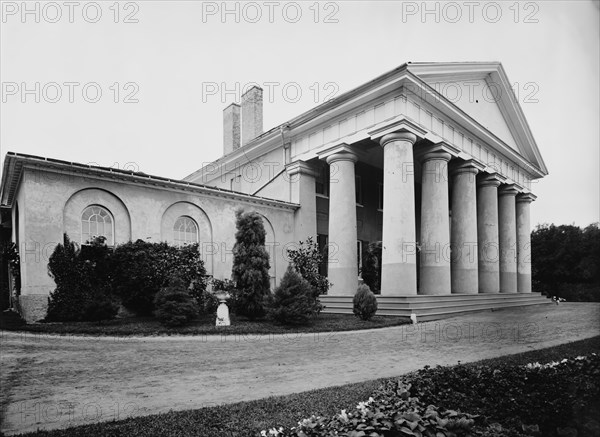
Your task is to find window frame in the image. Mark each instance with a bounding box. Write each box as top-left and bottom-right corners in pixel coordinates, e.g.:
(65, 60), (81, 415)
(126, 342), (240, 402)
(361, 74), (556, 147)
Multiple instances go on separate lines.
(173, 216), (199, 247)
(81, 205), (115, 246)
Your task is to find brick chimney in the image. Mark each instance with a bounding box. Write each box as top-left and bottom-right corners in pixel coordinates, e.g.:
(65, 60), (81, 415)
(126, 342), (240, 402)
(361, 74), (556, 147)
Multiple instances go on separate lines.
(223, 103), (240, 155)
(241, 86), (263, 146)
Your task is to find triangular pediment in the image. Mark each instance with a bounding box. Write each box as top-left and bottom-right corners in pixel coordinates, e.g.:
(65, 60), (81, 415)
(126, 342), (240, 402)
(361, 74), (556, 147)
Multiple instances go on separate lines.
(406, 62), (547, 175)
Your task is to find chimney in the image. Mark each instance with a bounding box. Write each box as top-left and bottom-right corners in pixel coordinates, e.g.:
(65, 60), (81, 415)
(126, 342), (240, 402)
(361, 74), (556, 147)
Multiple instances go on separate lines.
(241, 86), (263, 146)
(223, 103), (240, 155)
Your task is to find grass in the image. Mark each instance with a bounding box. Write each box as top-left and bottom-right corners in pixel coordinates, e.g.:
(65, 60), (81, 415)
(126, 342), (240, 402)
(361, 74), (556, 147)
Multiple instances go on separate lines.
(1, 313), (410, 337)
(13, 335), (600, 437)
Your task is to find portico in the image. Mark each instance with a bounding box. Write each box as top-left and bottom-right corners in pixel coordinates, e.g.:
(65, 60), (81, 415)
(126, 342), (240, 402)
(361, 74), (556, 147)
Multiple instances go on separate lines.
(317, 129), (538, 298)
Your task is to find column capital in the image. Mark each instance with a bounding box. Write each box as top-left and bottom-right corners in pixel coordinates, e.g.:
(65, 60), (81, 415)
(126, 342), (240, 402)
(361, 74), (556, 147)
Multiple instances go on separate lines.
(368, 117), (427, 143)
(415, 142), (458, 163)
(477, 172), (505, 188)
(317, 143), (358, 165)
(516, 192), (537, 203)
(450, 159), (484, 176)
(379, 131), (417, 148)
(498, 183), (520, 196)
(285, 160), (317, 177)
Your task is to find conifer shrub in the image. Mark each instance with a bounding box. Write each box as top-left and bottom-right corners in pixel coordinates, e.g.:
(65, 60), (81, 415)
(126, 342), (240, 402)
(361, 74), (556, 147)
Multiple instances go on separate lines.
(231, 210), (271, 320)
(353, 283), (378, 321)
(153, 276), (199, 327)
(46, 234), (116, 322)
(269, 266), (320, 325)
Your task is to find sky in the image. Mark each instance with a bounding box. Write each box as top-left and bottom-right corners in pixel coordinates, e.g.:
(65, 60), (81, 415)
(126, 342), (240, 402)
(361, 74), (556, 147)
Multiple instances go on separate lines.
(1, 0), (598, 227)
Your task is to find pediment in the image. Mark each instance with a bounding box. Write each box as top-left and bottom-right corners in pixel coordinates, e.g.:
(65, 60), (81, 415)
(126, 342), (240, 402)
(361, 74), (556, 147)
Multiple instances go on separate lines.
(406, 62), (547, 175)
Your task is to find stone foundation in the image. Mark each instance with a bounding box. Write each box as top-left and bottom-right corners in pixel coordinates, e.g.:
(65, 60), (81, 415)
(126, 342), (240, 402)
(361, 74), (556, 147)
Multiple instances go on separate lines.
(17, 295), (48, 323)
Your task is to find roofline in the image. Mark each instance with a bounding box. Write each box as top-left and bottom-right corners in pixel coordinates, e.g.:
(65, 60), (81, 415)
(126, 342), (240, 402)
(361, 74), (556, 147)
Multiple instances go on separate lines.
(189, 61), (547, 182)
(0, 152), (299, 210)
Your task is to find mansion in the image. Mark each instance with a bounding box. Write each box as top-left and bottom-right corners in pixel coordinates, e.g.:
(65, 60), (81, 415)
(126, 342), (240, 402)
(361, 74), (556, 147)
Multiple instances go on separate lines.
(0, 62), (550, 322)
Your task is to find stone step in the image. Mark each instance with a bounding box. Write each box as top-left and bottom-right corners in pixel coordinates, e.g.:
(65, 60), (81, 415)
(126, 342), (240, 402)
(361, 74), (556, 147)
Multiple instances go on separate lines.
(320, 294), (552, 321)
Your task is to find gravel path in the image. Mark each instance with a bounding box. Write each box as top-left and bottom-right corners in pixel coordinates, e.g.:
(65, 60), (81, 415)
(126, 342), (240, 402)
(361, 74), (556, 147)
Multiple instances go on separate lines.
(1, 303), (599, 435)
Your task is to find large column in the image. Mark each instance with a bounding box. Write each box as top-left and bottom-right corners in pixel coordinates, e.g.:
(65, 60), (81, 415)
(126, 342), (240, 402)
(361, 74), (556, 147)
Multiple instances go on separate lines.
(516, 193), (536, 293)
(325, 150), (358, 296)
(498, 184), (519, 293)
(286, 161), (317, 243)
(476, 174), (502, 293)
(379, 132), (418, 295)
(418, 146), (452, 295)
(450, 160), (482, 294)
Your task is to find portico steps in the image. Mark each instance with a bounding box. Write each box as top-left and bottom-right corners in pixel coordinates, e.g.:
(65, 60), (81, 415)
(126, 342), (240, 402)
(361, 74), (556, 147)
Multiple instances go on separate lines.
(319, 292), (552, 322)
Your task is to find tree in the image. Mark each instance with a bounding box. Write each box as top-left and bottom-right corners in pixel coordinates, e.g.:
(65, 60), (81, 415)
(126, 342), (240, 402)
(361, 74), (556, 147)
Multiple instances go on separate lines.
(531, 223), (600, 301)
(286, 236), (330, 301)
(268, 266), (319, 325)
(231, 210), (271, 319)
(46, 234), (117, 322)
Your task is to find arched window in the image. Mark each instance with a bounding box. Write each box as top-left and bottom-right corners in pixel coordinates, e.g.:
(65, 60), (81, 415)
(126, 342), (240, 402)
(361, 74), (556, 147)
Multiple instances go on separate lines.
(81, 205), (114, 245)
(173, 216), (198, 246)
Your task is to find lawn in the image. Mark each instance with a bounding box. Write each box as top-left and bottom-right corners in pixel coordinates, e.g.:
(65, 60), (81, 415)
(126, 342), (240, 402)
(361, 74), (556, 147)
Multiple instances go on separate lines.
(12, 336), (600, 437)
(1, 313), (410, 336)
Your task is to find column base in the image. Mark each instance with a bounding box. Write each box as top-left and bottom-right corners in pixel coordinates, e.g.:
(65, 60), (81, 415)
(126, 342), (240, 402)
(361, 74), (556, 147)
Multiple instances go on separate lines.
(419, 265), (451, 295)
(518, 273), (532, 293)
(380, 262), (417, 295)
(500, 272), (518, 293)
(327, 267), (359, 296)
(451, 268), (478, 294)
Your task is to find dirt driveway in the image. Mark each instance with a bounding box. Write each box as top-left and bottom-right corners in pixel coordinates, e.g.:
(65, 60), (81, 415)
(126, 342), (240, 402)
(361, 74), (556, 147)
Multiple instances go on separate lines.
(1, 303), (599, 435)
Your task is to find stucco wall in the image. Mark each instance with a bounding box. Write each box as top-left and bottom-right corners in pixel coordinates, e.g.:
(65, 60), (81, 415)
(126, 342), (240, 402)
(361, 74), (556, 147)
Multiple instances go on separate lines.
(15, 167), (296, 322)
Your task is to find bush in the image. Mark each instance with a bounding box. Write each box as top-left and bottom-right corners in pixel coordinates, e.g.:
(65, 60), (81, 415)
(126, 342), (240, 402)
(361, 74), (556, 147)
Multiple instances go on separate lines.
(153, 276), (199, 327)
(46, 235), (115, 322)
(361, 241), (382, 293)
(82, 295), (119, 322)
(269, 266), (320, 325)
(111, 240), (207, 316)
(353, 283), (378, 321)
(286, 237), (330, 300)
(231, 210), (271, 320)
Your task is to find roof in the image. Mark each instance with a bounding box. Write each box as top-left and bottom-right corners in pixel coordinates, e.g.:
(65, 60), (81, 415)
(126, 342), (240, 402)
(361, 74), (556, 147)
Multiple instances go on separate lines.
(0, 152), (299, 210)
(186, 61), (548, 182)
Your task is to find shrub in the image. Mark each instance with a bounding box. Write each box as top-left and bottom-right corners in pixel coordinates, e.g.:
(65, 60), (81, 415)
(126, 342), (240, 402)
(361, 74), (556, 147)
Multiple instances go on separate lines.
(82, 295), (119, 322)
(153, 276), (199, 327)
(361, 241), (382, 293)
(286, 237), (330, 299)
(231, 210), (271, 320)
(111, 240), (207, 315)
(353, 283), (378, 320)
(46, 235), (115, 322)
(269, 266), (320, 325)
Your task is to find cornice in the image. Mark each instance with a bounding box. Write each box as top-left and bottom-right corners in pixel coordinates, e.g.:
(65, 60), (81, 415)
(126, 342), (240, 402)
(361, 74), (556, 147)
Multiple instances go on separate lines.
(0, 153), (299, 211)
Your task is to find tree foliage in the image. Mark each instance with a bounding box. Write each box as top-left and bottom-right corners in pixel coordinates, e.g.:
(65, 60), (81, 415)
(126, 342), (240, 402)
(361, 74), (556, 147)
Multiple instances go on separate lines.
(268, 266), (320, 325)
(154, 275), (199, 327)
(231, 210), (271, 319)
(531, 223), (600, 301)
(361, 241), (382, 293)
(286, 236), (329, 309)
(47, 234), (117, 322)
(353, 283), (378, 321)
(111, 240), (207, 315)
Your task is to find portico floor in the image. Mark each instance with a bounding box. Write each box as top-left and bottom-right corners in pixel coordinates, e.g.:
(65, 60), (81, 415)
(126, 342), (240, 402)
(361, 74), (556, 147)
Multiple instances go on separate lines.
(1, 303), (599, 435)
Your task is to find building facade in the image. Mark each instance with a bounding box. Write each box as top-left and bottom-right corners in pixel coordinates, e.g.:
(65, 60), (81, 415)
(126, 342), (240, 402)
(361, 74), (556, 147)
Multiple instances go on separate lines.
(0, 62), (549, 322)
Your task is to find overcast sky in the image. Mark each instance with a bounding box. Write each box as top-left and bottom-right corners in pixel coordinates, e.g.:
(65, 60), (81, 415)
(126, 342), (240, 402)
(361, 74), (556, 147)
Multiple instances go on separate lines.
(1, 0), (598, 227)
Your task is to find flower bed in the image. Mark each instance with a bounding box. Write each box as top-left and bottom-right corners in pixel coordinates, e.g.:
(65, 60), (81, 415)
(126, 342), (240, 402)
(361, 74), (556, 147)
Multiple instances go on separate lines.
(263, 353), (600, 436)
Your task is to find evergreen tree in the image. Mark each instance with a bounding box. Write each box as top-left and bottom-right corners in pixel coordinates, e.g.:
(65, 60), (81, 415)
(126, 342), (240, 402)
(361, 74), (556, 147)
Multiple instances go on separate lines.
(269, 266), (319, 325)
(231, 209), (271, 319)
